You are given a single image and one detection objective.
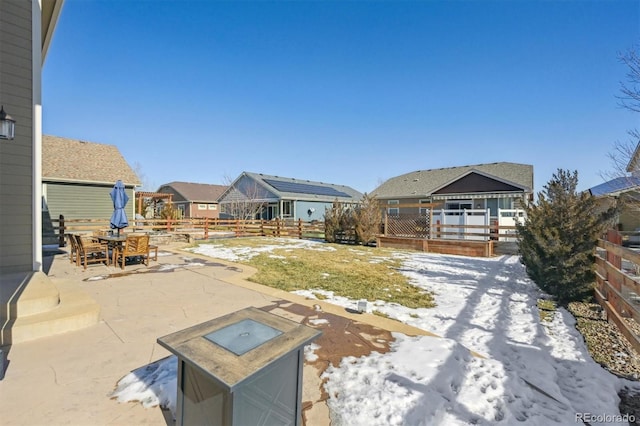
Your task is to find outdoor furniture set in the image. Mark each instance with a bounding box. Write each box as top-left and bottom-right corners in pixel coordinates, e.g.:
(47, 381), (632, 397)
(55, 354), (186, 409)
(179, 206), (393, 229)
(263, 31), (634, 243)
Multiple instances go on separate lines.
(66, 232), (157, 270)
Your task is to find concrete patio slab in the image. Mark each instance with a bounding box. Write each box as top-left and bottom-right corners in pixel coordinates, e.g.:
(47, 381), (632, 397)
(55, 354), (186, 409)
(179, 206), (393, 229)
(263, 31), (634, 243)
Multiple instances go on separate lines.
(0, 242), (440, 425)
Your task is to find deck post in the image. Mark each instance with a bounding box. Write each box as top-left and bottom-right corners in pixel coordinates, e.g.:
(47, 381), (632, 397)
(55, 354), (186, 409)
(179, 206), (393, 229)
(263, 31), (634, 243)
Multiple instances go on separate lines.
(58, 214), (65, 247)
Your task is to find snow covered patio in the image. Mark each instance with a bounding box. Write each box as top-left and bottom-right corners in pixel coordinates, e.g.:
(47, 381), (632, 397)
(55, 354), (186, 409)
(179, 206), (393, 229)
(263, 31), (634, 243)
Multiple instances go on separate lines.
(1, 239), (639, 425)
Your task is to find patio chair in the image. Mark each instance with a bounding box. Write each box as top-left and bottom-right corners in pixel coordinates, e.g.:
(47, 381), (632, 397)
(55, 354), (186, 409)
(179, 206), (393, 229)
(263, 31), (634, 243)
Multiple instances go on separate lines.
(114, 234), (151, 270)
(66, 233), (79, 265)
(75, 234), (109, 270)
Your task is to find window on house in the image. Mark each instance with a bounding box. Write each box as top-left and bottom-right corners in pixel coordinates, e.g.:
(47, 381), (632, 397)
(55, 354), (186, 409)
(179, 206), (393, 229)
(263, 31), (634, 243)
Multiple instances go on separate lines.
(177, 205), (185, 218)
(498, 198), (512, 210)
(198, 204), (207, 210)
(387, 200), (399, 216)
(282, 201), (292, 217)
(208, 204), (217, 210)
(446, 201), (472, 210)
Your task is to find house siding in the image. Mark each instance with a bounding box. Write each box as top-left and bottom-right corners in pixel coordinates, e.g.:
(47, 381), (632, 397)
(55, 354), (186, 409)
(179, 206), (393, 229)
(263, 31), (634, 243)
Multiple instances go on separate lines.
(227, 175), (278, 202)
(183, 202), (219, 219)
(619, 209), (640, 232)
(44, 182), (136, 221)
(0, 0), (34, 274)
(294, 200), (333, 221)
(376, 197), (433, 216)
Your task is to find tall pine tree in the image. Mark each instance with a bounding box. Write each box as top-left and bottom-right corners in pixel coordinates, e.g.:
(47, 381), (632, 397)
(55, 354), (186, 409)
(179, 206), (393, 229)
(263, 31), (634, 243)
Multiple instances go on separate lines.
(516, 169), (616, 306)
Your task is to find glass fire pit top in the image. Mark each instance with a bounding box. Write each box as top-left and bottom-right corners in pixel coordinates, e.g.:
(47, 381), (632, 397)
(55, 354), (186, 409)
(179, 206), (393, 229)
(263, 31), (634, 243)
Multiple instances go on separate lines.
(204, 319), (283, 356)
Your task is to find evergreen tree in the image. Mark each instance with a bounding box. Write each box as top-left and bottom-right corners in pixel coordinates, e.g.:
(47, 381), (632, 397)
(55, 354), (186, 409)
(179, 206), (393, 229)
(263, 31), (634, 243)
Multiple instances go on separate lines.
(516, 169), (616, 306)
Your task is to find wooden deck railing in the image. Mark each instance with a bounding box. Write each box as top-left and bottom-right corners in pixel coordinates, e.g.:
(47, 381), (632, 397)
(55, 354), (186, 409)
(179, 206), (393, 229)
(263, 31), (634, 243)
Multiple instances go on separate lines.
(430, 223), (516, 241)
(382, 216), (517, 242)
(51, 216), (326, 247)
(594, 229), (640, 354)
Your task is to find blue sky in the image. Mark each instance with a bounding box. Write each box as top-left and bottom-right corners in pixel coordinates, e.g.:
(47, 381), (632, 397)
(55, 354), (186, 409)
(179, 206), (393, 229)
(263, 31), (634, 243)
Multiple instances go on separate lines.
(43, 0), (640, 194)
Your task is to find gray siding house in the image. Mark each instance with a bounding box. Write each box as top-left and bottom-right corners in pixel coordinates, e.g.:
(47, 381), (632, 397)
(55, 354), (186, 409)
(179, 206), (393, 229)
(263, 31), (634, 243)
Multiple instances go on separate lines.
(0, 1), (101, 347)
(372, 162), (533, 217)
(42, 135), (141, 222)
(157, 181), (228, 219)
(218, 172), (363, 221)
(1, 0), (63, 276)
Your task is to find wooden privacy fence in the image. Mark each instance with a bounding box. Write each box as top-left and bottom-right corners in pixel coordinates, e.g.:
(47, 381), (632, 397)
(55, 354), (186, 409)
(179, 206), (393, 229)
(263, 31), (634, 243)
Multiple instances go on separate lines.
(52, 216), (326, 246)
(51, 212), (513, 258)
(594, 229), (640, 354)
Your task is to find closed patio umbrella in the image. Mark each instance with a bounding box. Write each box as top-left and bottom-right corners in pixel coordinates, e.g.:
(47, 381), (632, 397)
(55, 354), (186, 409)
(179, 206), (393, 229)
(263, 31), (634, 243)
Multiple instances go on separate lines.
(110, 180), (129, 236)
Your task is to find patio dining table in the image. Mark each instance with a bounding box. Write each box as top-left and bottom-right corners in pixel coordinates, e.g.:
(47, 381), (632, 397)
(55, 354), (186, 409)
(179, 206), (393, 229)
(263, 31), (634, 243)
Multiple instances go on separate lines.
(95, 234), (127, 266)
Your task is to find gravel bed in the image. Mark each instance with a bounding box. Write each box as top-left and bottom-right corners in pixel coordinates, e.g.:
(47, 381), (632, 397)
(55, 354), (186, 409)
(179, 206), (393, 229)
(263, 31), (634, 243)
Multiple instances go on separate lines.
(567, 302), (640, 424)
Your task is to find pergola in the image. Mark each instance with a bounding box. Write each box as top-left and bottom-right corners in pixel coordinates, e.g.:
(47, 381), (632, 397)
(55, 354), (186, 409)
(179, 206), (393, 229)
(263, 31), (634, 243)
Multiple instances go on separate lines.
(136, 191), (173, 216)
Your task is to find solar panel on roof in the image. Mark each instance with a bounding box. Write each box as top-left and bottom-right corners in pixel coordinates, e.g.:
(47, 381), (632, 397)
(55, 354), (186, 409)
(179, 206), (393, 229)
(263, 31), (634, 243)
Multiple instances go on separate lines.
(589, 177), (640, 196)
(263, 179), (351, 198)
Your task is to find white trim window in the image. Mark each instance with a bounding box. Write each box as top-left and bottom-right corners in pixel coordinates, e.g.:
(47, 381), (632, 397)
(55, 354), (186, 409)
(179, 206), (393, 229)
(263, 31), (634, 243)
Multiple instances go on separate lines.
(282, 201), (292, 217)
(446, 200), (473, 210)
(387, 200), (399, 216)
(208, 204), (217, 210)
(198, 204), (207, 210)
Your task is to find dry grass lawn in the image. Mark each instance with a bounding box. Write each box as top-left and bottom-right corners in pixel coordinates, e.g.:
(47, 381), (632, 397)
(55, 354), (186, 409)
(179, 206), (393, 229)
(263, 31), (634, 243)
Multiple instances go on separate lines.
(196, 237), (435, 308)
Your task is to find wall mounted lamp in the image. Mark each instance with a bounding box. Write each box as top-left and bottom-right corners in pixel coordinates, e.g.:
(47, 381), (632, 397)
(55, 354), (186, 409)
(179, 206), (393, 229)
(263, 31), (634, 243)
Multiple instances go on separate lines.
(0, 106), (16, 140)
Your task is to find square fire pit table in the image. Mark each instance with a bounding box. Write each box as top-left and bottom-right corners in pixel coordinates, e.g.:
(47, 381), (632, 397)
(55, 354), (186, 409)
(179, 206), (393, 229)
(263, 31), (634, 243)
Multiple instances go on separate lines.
(157, 307), (321, 426)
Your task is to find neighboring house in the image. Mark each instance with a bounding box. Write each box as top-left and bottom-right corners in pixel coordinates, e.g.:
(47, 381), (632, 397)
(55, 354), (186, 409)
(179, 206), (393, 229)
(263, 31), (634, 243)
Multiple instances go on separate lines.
(42, 135), (141, 222)
(588, 142), (640, 231)
(218, 172), (363, 221)
(372, 162), (534, 218)
(157, 181), (228, 219)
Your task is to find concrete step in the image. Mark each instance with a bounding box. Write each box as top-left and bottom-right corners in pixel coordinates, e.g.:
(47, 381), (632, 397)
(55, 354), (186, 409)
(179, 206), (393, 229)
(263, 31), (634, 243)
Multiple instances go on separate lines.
(1, 276), (100, 345)
(0, 272), (60, 319)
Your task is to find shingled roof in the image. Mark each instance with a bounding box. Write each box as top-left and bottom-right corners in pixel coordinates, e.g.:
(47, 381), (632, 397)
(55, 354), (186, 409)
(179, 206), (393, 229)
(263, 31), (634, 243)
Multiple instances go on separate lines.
(158, 182), (228, 202)
(372, 162), (533, 198)
(43, 135), (141, 186)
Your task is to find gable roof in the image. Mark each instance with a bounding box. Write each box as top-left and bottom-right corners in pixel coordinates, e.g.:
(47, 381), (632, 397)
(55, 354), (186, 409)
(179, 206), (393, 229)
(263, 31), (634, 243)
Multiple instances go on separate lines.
(158, 182), (228, 203)
(223, 171), (363, 202)
(372, 162), (533, 199)
(43, 135), (141, 186)
(627, 142), (640, 173)
(588, 176), (640, 197)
